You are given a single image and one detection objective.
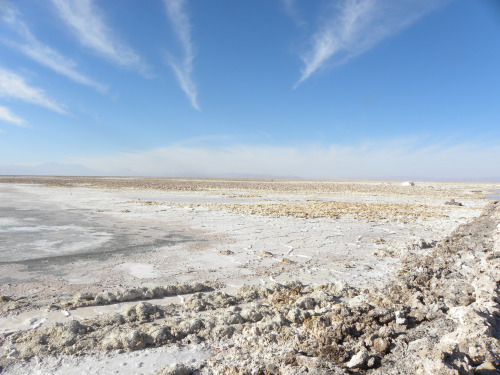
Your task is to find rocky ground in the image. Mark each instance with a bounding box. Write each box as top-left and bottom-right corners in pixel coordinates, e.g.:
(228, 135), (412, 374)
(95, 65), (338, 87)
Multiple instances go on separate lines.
(0, 177), (498, 374)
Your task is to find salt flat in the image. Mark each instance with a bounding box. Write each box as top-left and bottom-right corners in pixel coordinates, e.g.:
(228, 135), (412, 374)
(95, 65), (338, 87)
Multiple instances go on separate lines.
(0, 178), (489, 297)
(0, 177), (498, 374)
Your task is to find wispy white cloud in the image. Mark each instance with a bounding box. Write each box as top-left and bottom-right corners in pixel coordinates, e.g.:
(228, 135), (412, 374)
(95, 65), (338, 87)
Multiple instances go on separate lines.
(0, 105), (26, 127)
(164, 0), (200, 110)
(296, 0), (445, 86)
(0, 5), (107, 93)
(50, 0), (149, 76)
(282, 0), (305, 27)
(71, 137), (500, 180)
(0, 67), (66, 114)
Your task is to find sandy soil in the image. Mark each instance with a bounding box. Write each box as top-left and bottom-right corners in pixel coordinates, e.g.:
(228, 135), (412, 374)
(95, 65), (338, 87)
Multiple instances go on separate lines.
(0, 177), (498, 374)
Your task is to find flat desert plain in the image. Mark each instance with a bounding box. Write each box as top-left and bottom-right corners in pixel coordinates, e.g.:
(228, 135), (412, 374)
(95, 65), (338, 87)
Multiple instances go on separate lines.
(0, 177), (499, 374)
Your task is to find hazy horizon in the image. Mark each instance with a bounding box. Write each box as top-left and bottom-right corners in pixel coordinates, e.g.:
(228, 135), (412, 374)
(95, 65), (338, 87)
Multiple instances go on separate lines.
(1, 165), (499, 184)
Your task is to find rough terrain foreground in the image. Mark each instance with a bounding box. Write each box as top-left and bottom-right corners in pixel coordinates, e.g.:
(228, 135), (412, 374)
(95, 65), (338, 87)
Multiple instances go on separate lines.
(1, 201), (498, 374)
(0, 177), (498, 374)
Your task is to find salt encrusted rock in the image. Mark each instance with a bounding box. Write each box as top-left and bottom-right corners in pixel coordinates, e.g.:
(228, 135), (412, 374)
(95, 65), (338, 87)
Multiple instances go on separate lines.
(346, 350), (368, 369)
(378, 325), (395, 338)
(368, 308), (394, 324)
(235, 284), (267, 301)
(257, 313), (288, 333)
(122, 302), (163, 322)
(265, 363), (279, 374)
(100, 312), (125, 326)
(321, 280), (353, 297)
(395, 310), (407, 325)
(94, 291), (117, 304)
(287, 308), (310, 324)
(116, 288), (148, 302)
(366, 356), (378, 368)
(373, 337), (390, 353)
(308, 289), (336, 306)
(156, 363), (191, 375)
(240, 307), (264, 322)
(73, 282), (215, 308)
(402, 181), (415, 186)
(101, 329), (150, 350)
(176, 318), (207, 337)
(217, 311), (245, 325)
(411, 238), (434, 250)
(176, 282), (210, 295)
(181, 334), (203, 345)
(186, 291), (236, 311)
(445, 199), (463, 206)
(147, 325), (171, 343)
(73, 292), (94, 302)
(295, 296), (315, 310)
(364, 333), (378, 347)
(474, 361), (498, 375)
(47, 320), (87, 347)
(211, 325), (235, 339)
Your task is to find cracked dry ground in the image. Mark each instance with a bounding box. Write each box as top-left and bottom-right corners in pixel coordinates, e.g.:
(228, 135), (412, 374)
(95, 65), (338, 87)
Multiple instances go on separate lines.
(1, 201), (499, 375)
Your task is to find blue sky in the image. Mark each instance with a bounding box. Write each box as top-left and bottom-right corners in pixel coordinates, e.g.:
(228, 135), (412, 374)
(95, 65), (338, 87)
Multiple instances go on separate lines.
(0, 0), (499, 179)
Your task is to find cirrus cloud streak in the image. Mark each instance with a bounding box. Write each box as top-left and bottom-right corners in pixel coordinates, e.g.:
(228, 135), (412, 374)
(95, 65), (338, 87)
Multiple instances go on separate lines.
(0, 105), (26, 127)
(296, 0), (446, 86)
(0, 67), (66, 114)
(0, 4), (107, 93)
(50, 0), (149, 76)
(164, 0), (200, 110)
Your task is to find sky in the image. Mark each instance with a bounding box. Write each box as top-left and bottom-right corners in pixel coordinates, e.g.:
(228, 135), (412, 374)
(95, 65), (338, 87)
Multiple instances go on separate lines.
(0, 0), (499, 180)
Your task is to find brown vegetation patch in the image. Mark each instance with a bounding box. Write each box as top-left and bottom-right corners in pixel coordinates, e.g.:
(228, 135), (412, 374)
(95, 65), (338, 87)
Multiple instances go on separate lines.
(137, 200), (454, 221)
